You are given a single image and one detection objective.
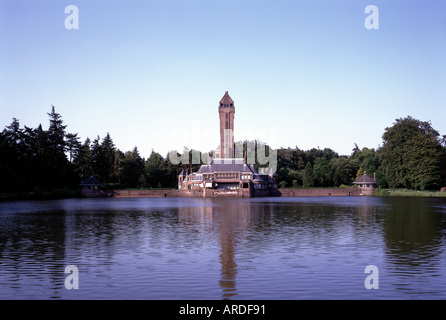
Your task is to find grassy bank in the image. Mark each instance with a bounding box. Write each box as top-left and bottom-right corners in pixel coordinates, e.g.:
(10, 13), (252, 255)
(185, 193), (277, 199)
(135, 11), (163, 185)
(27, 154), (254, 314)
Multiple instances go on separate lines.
(373, 187), (446, 197)
(0, 188), (83, 201)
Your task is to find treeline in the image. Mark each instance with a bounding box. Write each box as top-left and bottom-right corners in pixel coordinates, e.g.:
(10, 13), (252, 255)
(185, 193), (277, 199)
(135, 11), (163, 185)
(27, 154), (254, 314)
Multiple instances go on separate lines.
(1, 107), (445, 194)
(276, 145), (382, 188)
(276, 116), (446, 190)
(0, 106), (179, 193)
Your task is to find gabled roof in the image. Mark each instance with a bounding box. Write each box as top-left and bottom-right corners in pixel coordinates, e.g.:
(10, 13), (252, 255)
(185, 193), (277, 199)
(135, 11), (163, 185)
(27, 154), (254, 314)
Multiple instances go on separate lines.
(80, 176), (103, 186)
(220, 91), (234, 106)
(353, 174), (376, 184)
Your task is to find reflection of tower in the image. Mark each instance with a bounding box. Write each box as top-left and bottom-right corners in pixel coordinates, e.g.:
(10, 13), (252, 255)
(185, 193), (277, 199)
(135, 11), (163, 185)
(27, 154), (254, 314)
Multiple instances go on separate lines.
(219, 219), (238, 299)
(218, 91), (235, 158)
(177, 200), (276, 299)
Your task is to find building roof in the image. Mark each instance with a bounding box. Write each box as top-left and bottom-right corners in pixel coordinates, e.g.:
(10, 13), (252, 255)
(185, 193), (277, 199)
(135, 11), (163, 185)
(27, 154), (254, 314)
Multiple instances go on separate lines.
(80, 176), (103, 186)
(197, 158), (258, 174)
(219, 91), (234, 106)
(353, 174), (377, 184)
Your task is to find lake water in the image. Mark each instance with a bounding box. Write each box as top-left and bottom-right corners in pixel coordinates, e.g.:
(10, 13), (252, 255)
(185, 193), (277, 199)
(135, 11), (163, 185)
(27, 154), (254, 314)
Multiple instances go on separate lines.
(0, 196), (445, 300)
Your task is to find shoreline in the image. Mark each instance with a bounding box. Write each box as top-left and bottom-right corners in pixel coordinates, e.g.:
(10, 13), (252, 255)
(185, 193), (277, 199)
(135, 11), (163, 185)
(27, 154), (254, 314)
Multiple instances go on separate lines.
(1, 188), (445, 201)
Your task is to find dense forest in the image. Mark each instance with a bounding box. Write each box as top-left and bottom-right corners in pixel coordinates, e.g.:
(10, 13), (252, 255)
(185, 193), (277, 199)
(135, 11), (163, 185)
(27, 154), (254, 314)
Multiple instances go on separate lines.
(1, 107), (445, 196)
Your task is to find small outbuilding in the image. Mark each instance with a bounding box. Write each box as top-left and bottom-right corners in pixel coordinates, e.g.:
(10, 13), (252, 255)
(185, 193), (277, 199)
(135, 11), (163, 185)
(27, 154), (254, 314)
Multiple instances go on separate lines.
(352, 173), (377, 196)
(80, 176), (105, 197)
(80, 176), (103, 190)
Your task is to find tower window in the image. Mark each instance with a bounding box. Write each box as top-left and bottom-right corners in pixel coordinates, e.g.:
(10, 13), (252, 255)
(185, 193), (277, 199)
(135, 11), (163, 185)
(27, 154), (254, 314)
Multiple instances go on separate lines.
(224, 104), (229, 108)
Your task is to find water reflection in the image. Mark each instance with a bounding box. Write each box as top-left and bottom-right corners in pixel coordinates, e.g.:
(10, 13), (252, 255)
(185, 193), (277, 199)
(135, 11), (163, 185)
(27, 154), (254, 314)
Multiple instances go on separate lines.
(0, 197), (445, 299)
(0, 202), (67, 299)
(177, 200), (276, 299)
(381, 197), (446, 295)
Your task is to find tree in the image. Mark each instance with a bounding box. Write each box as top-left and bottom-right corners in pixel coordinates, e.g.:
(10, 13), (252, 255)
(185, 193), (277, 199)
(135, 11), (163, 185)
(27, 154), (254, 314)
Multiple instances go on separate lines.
(113, 149), (125, 185)
(356, 167), (365, 180)
(441, 135), (446, 147)
(145, 151), (169, 188)
(303, 162), (314, 188)
(101, 133), (116, 182)
(65, 133), (81, 163)
(331, 156), (354, 186)
(440, 147), (446, 187)
(73, 138), (93, 182)
(379, 116), (443, 190)
(313, 157), (333, 187)
(47, 105), (67, 160)
(1, 118), (24, 191)
(120, 147), (145, 188)
(166, 151), (182, 188)
(46, 105), (71, 188)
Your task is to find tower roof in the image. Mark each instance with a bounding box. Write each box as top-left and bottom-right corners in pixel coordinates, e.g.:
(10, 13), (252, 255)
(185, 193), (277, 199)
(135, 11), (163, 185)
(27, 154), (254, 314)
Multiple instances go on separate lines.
(220, 91), (234, 105)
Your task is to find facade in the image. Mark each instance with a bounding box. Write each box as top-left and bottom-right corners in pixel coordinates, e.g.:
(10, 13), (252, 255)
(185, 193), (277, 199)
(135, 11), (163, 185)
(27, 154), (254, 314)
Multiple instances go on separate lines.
(178, 158), (277, 197)
(178, 91), (277, 197)
(352, 173), (377, 196)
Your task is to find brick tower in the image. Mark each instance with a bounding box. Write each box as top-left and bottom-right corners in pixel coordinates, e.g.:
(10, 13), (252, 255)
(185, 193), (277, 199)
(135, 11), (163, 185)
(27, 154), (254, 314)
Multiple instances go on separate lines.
(218, 91), (235, 158)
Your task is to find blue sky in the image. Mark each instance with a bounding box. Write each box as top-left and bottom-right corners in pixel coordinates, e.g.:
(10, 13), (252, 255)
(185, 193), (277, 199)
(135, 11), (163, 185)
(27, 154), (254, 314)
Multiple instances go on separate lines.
(1, 0), (445, 159)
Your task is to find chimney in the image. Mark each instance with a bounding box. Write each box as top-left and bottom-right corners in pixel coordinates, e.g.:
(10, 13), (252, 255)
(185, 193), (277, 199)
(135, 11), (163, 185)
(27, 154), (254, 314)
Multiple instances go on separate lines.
(373, 172), (376, 181)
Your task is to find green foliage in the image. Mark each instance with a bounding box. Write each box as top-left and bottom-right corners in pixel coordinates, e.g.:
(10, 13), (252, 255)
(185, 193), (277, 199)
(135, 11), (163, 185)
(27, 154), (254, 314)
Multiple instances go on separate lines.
(0, 107), (79, 192)
(313, 157), (333, 187)
(372, 187), (390, 196)
(302, 162), (314, 188)
(291, 180), (299, 188)
(120, 147), (145, 188)
(379, 116), (442, 190)
(73, 138), (93, 180)
(331, 156), (353, 186)
(278, 181), (287, 188)
(144, 151), (170, 188)
(356, 167), (364, 180)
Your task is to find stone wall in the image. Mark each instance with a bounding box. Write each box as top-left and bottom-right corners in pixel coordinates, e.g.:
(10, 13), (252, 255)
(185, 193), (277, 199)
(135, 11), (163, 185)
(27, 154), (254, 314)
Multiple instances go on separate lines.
(111, 189), (182, 198)
(277, 188), (359, 197)
(82, 187), (362, 198)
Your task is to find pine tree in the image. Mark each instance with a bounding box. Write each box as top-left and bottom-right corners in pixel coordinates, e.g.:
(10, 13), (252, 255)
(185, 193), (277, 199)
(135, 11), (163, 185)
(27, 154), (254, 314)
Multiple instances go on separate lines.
(47, 105), (67, 159)
(120, 147), (144, 188)
(101, 133), (116, 182)
(73, 138), (93, 182)
(65, 133), (81, 163)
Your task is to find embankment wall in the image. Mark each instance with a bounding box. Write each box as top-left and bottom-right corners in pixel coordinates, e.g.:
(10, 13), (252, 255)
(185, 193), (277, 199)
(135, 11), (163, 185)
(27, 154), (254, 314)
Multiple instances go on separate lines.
(82, 188), (360, 198)
(278, 188), (359, 197)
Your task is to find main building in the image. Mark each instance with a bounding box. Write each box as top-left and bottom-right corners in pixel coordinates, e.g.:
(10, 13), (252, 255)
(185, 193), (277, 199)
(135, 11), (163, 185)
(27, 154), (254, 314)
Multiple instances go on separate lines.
(178, 91), (278, 197)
